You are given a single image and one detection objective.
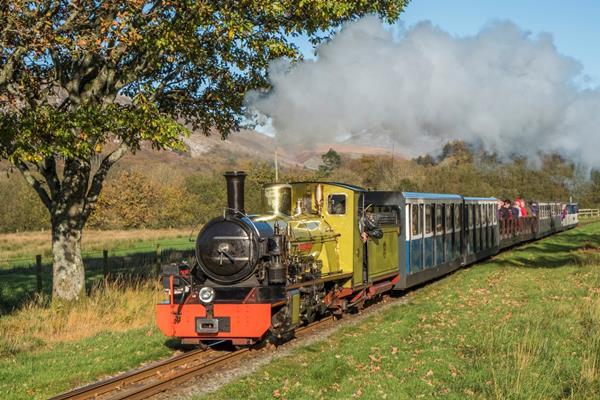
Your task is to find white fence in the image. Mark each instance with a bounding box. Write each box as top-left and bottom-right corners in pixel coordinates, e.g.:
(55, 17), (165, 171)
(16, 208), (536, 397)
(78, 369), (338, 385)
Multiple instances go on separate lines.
(579, 209), (600, 218)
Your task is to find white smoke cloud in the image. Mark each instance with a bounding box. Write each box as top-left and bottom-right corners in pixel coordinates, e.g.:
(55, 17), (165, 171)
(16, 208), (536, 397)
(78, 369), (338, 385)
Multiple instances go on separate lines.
(246, 16), (600, 167)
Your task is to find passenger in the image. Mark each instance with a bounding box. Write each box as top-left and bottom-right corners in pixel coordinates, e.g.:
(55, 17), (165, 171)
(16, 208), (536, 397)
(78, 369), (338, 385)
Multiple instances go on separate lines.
(561, 204), (568, 220)
(499, 200), (512, 220)
(519, 199), (528, 217)
(511, 201), (521, 220)
(530, 202), (539, 216)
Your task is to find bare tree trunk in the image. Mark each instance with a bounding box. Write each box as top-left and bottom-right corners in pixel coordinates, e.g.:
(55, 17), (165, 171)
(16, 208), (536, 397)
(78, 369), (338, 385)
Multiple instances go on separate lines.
(51, 220), (85, 300)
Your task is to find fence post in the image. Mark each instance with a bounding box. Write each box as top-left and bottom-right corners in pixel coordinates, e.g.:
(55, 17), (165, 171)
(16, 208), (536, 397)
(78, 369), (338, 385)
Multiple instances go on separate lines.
(155, 244), (162, 276)
(35, 255), (42, 295)
(103, 250), (109, 280)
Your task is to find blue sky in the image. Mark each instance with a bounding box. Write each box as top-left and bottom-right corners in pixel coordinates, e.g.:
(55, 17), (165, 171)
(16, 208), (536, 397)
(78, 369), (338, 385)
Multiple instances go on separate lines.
(295, 1), (600, 86)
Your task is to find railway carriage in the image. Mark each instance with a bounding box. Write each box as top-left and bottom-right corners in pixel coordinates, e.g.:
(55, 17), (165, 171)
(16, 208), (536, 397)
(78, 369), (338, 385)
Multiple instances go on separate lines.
(156, 172), (578, 346)
(463, 197), (499, 262)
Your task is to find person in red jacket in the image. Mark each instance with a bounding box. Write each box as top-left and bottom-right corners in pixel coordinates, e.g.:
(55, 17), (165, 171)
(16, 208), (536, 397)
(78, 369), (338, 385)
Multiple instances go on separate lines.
(516, 198), (527, 217)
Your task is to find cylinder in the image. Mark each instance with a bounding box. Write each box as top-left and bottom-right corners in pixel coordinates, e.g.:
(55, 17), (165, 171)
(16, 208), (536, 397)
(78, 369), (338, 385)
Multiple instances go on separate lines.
(224, 171), (246, 214)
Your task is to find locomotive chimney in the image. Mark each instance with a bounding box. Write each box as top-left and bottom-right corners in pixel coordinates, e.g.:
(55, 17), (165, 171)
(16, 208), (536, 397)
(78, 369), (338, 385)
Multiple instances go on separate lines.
(224, 171), (247, 214)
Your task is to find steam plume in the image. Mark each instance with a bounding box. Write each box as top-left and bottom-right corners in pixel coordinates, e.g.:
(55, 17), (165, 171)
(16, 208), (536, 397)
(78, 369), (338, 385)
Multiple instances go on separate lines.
(246, 16), (600, 167)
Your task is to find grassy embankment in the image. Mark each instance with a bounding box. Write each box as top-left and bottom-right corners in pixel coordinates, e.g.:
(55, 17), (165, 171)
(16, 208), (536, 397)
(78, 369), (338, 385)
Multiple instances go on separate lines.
(0, 228), (195, 399)
(0, 222), (598, 399)
(202, 222), (600, 400)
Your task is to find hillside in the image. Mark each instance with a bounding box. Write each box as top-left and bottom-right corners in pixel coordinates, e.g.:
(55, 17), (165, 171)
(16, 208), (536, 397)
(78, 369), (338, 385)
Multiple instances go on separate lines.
(182, 129), (403, 170)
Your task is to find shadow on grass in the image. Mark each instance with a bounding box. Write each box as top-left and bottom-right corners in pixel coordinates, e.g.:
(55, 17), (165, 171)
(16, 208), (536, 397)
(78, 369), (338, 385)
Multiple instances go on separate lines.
(0, 248), (194, 315)
(496, 227), (600, 269)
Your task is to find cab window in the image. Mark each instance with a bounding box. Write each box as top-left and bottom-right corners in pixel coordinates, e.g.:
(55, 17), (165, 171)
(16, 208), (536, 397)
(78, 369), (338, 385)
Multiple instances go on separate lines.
(328, 194), (346, 215)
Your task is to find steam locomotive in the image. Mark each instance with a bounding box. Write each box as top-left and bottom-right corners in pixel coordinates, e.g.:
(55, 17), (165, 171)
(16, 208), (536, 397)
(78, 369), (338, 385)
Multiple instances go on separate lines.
(156, 171), (578, 346)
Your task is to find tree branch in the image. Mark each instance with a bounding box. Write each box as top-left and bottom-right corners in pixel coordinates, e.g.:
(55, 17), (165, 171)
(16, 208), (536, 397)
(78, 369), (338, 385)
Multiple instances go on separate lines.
(17, 161), (52, 210)
(39, 156), (61, 198)
(82, 144), (129, 219)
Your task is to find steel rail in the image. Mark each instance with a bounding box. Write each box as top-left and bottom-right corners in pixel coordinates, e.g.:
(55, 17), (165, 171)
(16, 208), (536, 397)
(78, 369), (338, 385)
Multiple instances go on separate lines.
(50, 316), (335, 400)
(48, 347), (210, 400)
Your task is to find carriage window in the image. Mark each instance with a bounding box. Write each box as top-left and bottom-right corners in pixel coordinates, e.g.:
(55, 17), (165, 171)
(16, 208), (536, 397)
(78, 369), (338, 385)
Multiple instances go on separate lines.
(468, 205), (473, 228)
(327, 194), (346, 215)
(455, 204), (462, 230)
(435, 205), (444, 234)
(425, 205), (432, 234)
(411, 204), (421, 236)
(493, 204), (497, 224)
(465, 205), (470, 228)
(477, 205), (482, 227)
(446, 204), (453, 232)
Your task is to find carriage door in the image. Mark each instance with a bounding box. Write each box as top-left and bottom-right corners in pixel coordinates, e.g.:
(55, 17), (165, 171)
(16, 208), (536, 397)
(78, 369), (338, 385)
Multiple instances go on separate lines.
(435, 204), (444, 265)
(469, 204), (476, 254)
(455, 204), (462, 261)
(480, 204), (486, 250)
(445, 204), (453, 263)
(410, 204), (423, 272)
(424, 204), (434, 268)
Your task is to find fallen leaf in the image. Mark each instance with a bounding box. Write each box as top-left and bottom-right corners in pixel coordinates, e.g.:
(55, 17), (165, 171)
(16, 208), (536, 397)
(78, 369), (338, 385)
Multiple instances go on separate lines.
(369, 354), (382, 362)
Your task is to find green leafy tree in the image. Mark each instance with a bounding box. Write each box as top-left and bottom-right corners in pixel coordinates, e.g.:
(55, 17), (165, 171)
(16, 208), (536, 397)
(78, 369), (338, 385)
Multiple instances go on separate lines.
(318, 148), (342, 177)
(0, 1), (408, 300)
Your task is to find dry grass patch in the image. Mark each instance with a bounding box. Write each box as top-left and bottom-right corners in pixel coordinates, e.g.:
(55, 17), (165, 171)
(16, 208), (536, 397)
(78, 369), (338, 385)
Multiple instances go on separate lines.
(0, 279), (163, 357)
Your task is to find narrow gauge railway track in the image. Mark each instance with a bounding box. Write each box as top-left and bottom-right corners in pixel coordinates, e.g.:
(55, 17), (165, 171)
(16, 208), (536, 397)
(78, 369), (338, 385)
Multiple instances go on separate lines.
(50, 316), (335, 400)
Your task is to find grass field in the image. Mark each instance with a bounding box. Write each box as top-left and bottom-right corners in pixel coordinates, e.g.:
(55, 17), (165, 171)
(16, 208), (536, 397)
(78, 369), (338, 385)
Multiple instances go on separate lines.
(199, 222), (600, 400)
(0, 228), (196, 314)
(0, 222), (598, 399)
(0, 228), (194, 269)
(0, 280), (173, 399)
